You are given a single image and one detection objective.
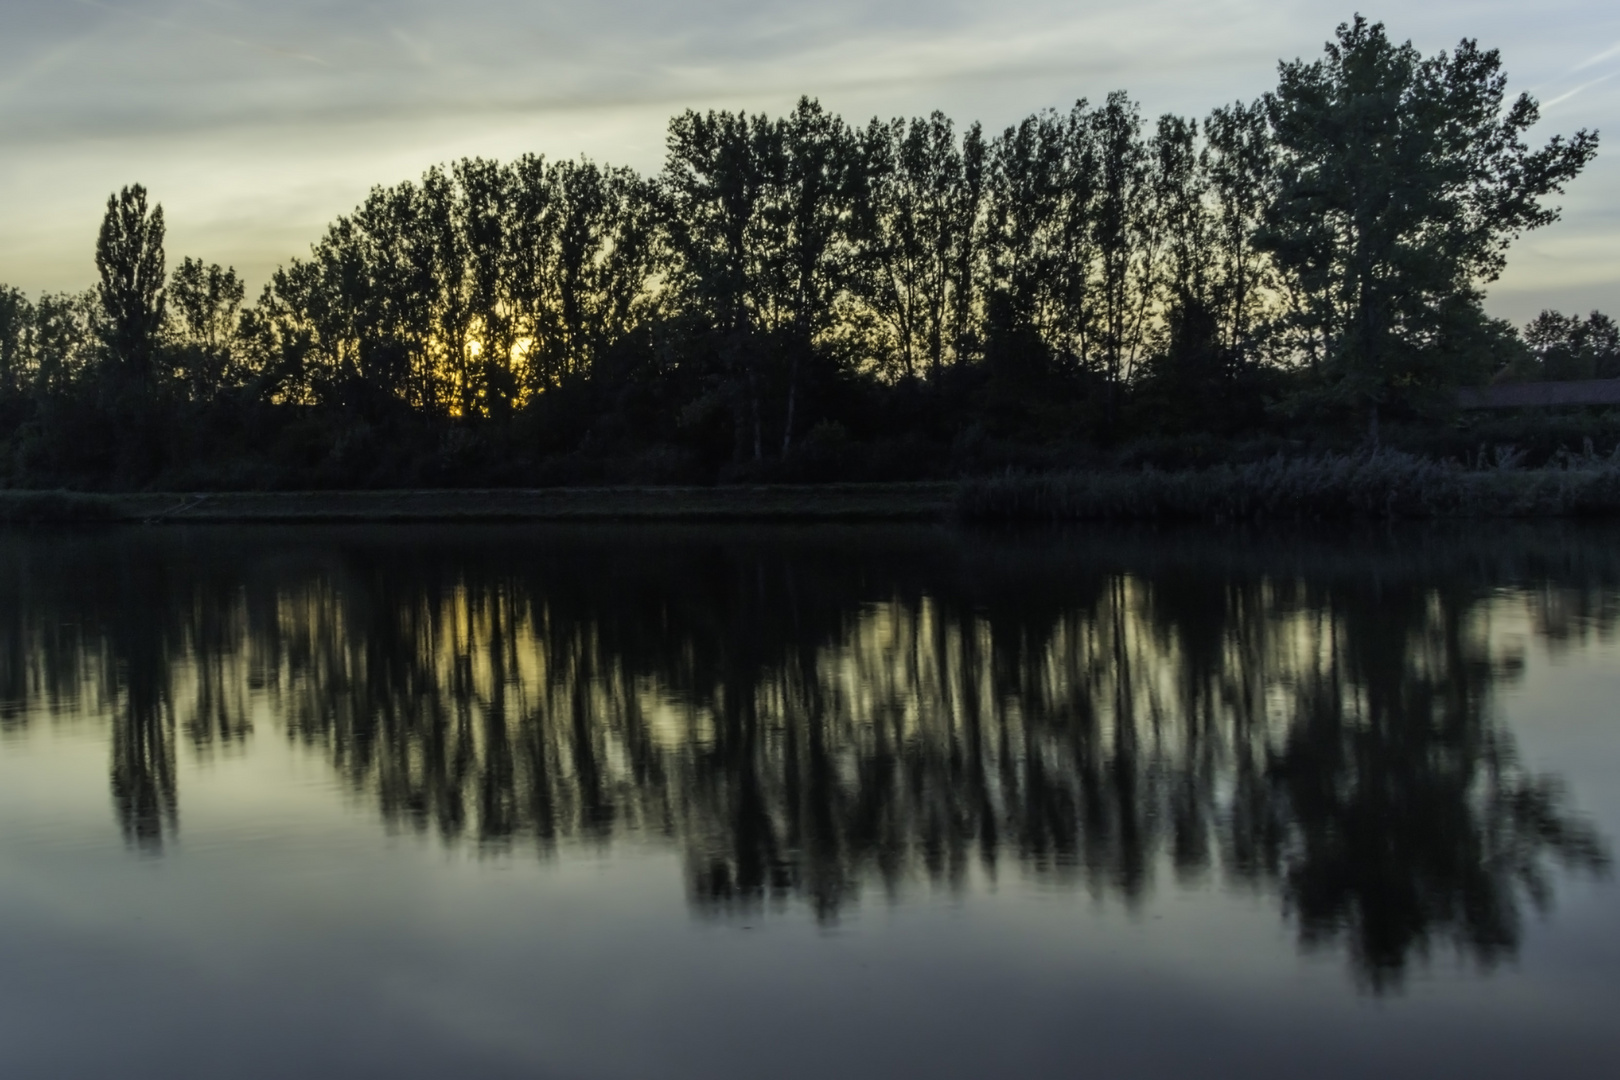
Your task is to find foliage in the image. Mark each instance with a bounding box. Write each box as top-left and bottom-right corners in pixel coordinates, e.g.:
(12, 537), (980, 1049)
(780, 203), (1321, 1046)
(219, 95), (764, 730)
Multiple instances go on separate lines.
(0, 17), (1603, 490)
(1514, 310), (1620, 381)
(958, 450), (1620, 522)
(96, 184), (167, 385)
(1260, 17), (1598, 429)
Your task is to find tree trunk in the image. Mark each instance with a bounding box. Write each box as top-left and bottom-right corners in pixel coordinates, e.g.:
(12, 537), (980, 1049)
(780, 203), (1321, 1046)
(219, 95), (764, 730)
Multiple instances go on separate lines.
(781, 348), (800, 457)
(749, 369), (762, 461)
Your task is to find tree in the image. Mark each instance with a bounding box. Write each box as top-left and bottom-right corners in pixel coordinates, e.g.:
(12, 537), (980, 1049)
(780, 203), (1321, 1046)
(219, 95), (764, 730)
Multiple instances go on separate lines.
(1090, 92), (1156, 393)
(769, 99), (856, 451)
(662, 109), (782, 337)
(95, 185), (167, 384)
(167, 258), (245, 399)
(32, 291), (98, 395)
(1261, 17), (1598, 436)
(853, 113), (985, 380)
(454, 156), (519, 412)
(1203, 100), (1279, 359)
(985, 105), (1087, 363)
(535, 158), (659, 390)
(0, 286), (32, 397)
(661, 108), (785, 460)
(1521, 309), (1620, 381)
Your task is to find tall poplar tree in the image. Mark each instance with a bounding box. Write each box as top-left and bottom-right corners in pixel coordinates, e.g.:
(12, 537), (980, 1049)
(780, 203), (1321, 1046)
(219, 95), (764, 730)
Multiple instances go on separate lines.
(95, 185), (167, 385)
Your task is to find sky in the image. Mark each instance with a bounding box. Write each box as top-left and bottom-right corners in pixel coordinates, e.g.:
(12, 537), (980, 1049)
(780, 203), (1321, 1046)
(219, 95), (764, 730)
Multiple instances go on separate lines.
(0, 1), (1616, 324)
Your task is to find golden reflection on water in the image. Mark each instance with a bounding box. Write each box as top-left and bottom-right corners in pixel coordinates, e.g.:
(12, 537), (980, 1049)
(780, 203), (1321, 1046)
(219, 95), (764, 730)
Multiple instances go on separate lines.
(0, 526), (1611, 988)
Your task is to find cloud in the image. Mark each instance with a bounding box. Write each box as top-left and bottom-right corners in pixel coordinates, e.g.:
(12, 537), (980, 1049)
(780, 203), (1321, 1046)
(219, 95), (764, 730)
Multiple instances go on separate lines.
(1542, 70), (1618, 110)
(1572, 38), (1620, 72)
(0, 0), (1616, 308)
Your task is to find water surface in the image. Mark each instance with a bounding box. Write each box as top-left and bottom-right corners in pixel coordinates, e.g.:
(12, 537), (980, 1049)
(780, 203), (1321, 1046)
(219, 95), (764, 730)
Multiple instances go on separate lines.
(1, 524), (1616, 1078)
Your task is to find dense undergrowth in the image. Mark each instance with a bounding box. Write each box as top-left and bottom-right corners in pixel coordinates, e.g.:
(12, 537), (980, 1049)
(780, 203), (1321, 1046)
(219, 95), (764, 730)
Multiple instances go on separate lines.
(957, 451), (1620, 522)
(0, 489), (120, 523)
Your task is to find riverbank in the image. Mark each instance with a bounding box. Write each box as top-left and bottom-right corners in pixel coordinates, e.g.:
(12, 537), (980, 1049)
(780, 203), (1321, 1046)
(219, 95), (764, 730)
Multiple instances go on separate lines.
(958, 453), (1620, 522)
(8, 455), (1620, 525)
(0, 483), (957, 524)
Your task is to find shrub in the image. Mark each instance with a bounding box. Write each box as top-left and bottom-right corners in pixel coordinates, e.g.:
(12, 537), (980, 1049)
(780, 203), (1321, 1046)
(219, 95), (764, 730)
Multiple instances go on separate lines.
(957, 451), (1620, 522)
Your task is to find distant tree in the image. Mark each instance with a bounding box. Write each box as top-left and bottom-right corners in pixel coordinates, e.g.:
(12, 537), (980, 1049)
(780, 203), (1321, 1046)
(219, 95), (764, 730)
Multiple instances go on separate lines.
(418, 166), (475, 416)
(982, 91), (1163, 402)
(454, 156), (518, 412)
(95, 185), (167, 384)
(1090, 92), (1156, 394)
(1520, 310), (1620, 381)
(167, 258), (245, 399)
(1151, 114), (1210, 324)
(1261, 17), (1598, 436)
(531, 158), (659, 390)
(661, 101), (858, 458)
(283, 179), (441, 411)
(662, 107), (786, 460)
(1202, 100), (1279, 359)
(169, 259), (244, 352)
(853, 112), (985, 379)
(769, 99), (857, 452)
(662, 109), (782, 337)
(984, 103), (1092, 367)
(0, 286), (32, 397)
(234, 281), (317, 406)
(32, 291), (98, 395)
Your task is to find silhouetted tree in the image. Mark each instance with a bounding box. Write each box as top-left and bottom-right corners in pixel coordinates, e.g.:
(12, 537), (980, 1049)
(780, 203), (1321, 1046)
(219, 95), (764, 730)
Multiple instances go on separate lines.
(167, 258), (245, 399)
(1261, 17), (1598, 437)
(1519, 310), (1620, 381)
(1203, 100), (1279, 360)
(1091, 92), (1156, 395)
(524, 157), (659, 391)
(0, 17), (1604, 488)
(662, 107), (787, 460)
(853, 113), (985, 379)
(985, 104), (1087, 364)
(95, 184), (167, 385)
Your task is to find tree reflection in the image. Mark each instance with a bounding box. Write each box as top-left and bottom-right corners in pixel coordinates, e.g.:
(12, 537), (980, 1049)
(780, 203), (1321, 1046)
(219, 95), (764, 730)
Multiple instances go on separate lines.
(0, 524), (1611, 985)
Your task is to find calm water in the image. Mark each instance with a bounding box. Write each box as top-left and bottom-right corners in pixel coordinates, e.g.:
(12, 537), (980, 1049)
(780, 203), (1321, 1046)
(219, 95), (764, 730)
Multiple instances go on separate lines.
(1, 523), (1617, 1078)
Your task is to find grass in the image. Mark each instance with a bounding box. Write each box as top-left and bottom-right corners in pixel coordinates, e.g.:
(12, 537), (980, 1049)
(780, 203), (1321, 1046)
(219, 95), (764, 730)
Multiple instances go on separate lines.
(9, 458), (1620, 525)
(956, 451), (1620, 523)
(1, 483), (957, 524)
(0, 489), (123, 524)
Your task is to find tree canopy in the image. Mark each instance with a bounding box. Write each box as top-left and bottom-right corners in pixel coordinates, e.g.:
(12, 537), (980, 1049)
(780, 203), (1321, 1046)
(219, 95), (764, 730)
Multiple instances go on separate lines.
(1262, 16), (1597, 432)
(0, 17), (1603, 489)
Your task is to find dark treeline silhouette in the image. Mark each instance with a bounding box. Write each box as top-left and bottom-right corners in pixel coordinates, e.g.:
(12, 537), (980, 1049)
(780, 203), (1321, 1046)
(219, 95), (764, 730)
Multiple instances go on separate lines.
(0, 522), (1610, 990)
(0, 17), (1606, 489)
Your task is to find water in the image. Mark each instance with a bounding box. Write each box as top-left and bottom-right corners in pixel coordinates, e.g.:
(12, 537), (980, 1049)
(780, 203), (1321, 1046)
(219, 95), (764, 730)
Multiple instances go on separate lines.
(0, 523), (1616, 1079)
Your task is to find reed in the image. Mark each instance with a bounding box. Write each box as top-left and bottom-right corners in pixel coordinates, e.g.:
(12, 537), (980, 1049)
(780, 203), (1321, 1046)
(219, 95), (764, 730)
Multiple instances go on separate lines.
(956, 452), (1620, 523)
(0, 490), (122, 524)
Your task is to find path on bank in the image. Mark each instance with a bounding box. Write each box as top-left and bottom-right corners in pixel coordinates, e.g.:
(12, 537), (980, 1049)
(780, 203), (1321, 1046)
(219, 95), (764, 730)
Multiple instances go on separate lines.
(0, 484), (959, 524)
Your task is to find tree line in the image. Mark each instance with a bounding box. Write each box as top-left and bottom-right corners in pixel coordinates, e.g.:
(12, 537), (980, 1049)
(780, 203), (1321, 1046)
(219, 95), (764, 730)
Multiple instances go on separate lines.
(0, 17), (1605, 489)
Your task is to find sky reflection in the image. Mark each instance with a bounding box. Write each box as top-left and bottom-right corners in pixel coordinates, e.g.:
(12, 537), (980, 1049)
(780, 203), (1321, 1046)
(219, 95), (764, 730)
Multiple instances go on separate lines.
(0, 524), (1614, 990)
(1, 523), (1618, 1078)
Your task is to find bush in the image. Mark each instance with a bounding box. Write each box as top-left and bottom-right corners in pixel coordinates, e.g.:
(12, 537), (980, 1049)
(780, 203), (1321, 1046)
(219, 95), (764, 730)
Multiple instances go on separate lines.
(957, 451), (1620, 522)
(0, 489), (121, 524)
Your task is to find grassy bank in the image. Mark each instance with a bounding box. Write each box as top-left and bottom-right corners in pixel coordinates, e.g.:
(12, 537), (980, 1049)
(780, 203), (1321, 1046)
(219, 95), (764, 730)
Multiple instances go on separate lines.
(1, 483), (956, 524)
(957, 453), (1620, 523)
(9, 457), (1620, 526)
(0, 490), (124, 524)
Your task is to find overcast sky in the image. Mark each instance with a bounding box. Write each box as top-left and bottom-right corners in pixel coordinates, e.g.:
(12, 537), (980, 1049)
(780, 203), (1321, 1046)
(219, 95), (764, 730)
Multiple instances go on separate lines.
(1, 1), (1615, 323)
